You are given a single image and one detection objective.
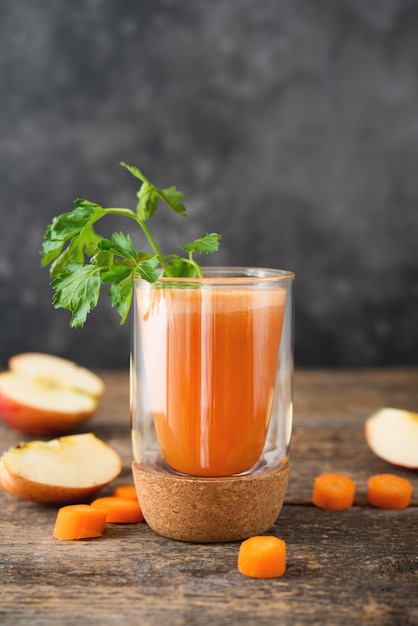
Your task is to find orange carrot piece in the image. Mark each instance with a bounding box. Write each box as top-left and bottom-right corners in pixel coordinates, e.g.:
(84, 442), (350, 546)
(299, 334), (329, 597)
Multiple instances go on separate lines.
(53, 504), (106, 541)
(91, 496), (144, 523)
(112, 484), (138, 501)
(367, 473), (413, 510)
(238, 535), (286, 579)
(312, 474), (356, 510)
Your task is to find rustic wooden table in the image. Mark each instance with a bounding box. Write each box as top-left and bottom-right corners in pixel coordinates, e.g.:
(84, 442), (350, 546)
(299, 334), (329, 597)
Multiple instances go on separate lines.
(1, 368), (417, 626)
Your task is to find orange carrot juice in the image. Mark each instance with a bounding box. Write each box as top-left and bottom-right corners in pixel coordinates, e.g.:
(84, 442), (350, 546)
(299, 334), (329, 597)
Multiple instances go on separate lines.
(136, 283), (286, 477)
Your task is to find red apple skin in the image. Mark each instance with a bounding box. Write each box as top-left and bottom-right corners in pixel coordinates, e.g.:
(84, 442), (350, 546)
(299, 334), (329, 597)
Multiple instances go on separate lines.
(0, 393), (96, 437)
(0, 353), (104, 436)
(0, 460), (112, 504)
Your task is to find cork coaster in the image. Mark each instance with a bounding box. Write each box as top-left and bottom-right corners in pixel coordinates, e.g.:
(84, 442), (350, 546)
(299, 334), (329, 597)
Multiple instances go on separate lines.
(132, 459), (290, 543)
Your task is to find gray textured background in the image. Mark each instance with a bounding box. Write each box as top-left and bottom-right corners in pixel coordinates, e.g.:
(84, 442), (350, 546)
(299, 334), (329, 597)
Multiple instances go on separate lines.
(1, 0), (417, 369)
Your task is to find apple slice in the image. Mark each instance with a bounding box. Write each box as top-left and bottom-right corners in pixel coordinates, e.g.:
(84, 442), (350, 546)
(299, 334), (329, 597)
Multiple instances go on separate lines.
(0, 352), (104, 436)
(365, 407), (418, 470)
(8, 353), (104, 397)
(0, 433), (122, 504)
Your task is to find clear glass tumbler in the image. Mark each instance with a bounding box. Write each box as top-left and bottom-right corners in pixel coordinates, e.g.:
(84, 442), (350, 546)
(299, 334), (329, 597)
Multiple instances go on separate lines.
(131, 267), (294, 541)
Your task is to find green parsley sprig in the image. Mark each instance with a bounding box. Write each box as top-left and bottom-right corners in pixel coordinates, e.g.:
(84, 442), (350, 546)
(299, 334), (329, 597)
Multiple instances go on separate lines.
(40, 162), (221, 327)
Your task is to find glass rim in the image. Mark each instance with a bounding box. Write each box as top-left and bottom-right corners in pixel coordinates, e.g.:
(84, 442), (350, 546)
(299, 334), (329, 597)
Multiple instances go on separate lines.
(135, 266), (295, 286)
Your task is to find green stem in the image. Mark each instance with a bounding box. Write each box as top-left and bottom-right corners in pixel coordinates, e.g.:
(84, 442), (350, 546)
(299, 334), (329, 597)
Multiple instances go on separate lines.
(139, 218), (171, 275)
(188, 253), (203, 278)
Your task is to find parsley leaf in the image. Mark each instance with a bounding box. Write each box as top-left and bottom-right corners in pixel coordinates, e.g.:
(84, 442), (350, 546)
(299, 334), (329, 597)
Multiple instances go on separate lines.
(159, 186), (187, 217)
(105, 266), (135, 324)
(97, 232), (138, 263)
(165, 257), (200, 277)
(51, 262), (102, 328)
(41, 162), (221, 326)
(41, 202), (105, 278)
(181, 233), (222, 255)
(137, 182), (159, 221)
(120, 161), (187, 219)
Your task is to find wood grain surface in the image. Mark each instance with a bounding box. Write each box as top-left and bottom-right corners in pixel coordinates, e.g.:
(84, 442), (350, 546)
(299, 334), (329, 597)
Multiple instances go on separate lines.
(1, 368), (417, 626)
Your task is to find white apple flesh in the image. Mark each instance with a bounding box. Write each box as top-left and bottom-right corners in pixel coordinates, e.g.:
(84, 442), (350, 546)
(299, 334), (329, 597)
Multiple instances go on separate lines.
(0, 353), (104, 436)
(9, 353), (104, 397)
(0, 433), (122, 504)
(365, 407), (418, 470)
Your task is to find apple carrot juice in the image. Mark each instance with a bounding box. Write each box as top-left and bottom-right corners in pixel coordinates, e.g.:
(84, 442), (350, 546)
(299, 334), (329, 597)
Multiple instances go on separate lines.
(136, 282), (286, 477)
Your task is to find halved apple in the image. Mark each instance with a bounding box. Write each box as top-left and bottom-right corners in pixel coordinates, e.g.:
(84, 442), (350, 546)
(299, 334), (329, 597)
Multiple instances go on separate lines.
(0, 352), (104, 436)
(0, 433), (122, 504)
(365, 407), (418, 470)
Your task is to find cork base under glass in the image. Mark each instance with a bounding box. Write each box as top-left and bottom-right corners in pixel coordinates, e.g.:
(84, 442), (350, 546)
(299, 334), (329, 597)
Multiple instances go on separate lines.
(132, 459), (290, 543)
